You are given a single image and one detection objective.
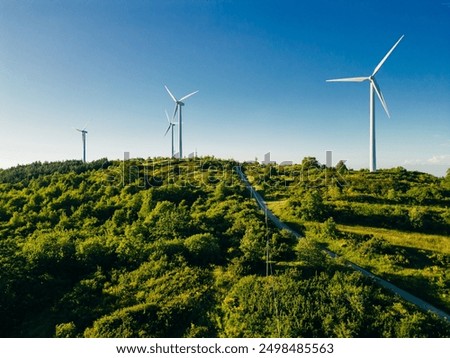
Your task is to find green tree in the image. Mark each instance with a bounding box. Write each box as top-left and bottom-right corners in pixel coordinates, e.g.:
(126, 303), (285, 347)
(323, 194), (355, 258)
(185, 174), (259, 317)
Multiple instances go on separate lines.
(184, 233), (221, 266)
(55, 322), (77, 338)
(238, 225), (266, 273)
(145, 201), (192, 240)
(270, 230), (297, 261)
(335, 160), (348, 172)
(299, 191), (327, 221)
(408, 207), (427, 229)
(321, 217), (339, 240)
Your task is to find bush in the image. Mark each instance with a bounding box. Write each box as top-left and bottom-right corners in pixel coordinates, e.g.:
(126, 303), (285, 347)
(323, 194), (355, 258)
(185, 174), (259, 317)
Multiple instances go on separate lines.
(409, 207), (427, 229)
(184, 233), (221, 265)
(321, 217), (339, 240)
(299, 191), (328, 222)
(55, 322), (77, 338)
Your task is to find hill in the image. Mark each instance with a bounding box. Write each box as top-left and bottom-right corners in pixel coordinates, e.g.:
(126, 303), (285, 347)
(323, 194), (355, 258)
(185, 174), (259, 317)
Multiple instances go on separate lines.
(0, 158), (449, 337)
(243, 159), (450, 313)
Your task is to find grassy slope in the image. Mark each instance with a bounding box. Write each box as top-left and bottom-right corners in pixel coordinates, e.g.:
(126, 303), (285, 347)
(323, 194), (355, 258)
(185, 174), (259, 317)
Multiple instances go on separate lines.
(338, 224), (450, 255)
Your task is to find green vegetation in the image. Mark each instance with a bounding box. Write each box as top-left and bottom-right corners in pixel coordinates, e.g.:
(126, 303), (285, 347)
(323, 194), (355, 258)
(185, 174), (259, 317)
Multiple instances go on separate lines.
(0, 159), (449, 337)
(244, 161), (450, 314)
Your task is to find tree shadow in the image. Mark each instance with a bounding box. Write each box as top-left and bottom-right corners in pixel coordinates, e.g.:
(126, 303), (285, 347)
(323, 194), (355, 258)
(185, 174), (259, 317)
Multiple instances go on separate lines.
(383, 271), (450, 314)
(383, 245), (436, 270)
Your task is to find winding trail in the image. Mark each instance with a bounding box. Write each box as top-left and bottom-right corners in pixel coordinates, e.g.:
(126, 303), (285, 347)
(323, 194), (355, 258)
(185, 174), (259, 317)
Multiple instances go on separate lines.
(235, 166), (450, 322)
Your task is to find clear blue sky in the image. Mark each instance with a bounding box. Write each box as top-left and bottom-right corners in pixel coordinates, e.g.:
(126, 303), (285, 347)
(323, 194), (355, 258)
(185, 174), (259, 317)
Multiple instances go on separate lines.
(1, 0), (449, 176)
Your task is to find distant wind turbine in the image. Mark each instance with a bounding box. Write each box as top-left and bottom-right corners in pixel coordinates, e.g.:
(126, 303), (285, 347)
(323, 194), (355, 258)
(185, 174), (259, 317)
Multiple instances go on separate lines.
(75, 125), (88, 163)
(164, 109), (177, 158)
(165, 85), (198, 159)
(327, 35), (404, 172)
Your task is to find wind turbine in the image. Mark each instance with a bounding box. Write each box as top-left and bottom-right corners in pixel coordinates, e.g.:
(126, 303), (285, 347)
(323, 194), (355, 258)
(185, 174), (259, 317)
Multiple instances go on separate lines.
(164, 109), (177, 158)
(165, 85), (198, 159)
(327, 35), (404, 172)
(75, 125), (88, 163)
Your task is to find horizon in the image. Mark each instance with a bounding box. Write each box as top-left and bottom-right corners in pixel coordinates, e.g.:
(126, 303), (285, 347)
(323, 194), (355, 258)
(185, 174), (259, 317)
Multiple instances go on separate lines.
(1, 1), (449, 177)
(0, 153), (448, 179)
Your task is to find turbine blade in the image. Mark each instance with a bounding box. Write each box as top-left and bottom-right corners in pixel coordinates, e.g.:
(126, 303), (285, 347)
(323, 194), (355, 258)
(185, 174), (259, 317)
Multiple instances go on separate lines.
(165, 85), (177, 102)
(371, 79), (390, 118)
(164, 124), (171, 137)
(326, 77), (370, 82)
(179, 90), (199, 102)
(372, 35), (404, 76)
(172, 105), (178, 121)
(165, 110), (171, 124)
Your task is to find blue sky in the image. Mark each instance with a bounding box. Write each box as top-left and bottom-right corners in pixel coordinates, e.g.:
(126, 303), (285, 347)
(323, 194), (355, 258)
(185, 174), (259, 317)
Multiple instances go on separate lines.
(0, 0), (449, 176)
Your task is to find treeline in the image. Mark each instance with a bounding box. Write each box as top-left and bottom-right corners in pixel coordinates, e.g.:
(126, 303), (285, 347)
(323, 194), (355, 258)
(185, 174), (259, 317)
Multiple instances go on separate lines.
(0, 159), (112, 185)
(0, 158), (448, 337)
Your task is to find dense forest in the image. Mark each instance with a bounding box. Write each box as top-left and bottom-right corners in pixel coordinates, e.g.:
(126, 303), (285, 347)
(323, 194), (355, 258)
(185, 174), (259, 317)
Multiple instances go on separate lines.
(0, 158), (449, 337)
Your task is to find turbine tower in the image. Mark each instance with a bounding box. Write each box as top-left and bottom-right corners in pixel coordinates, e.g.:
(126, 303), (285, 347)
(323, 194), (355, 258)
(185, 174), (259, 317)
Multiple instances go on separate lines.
(76, 126), (88, 163)
(165, 85), (198, 159)
(164, 109), (177, 158)
(327, 35), (404, 172)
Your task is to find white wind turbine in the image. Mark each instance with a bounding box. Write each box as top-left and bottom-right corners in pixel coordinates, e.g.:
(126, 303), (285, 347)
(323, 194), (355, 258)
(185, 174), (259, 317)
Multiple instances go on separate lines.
(164, 109), (177, 158)
(327, 35), (404, 172)
(165, 85), (198, 159)
(75, 125), (88, 163)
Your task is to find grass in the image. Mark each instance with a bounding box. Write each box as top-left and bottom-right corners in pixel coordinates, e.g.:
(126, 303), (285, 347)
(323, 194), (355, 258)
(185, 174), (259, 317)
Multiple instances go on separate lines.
(337, 224), (450, 255)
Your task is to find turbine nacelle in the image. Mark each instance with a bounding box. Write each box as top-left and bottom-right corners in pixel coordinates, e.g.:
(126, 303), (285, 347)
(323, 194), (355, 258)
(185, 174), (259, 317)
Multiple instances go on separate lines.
(76, 122), (89, 135)
(165, 85), (198, 109)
